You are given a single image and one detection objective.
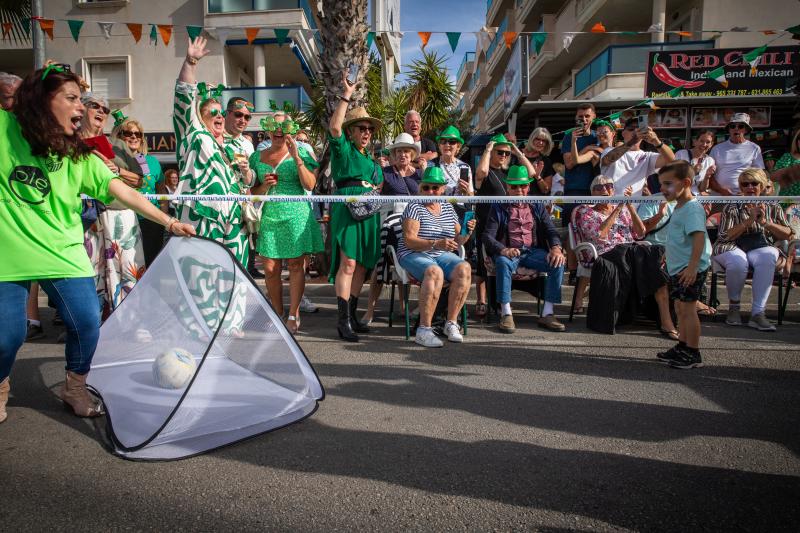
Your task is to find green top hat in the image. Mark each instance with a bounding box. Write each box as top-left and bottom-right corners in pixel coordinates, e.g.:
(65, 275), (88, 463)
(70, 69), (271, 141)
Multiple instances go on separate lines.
(421, 166), (447, 185)
(504, 165), (533, 185)
(436, 125), (465, 145)
(489, 133), (513, 147)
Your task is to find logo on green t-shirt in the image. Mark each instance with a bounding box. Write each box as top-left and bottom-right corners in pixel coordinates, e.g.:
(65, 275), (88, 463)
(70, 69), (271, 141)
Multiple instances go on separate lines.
(8, 166), (51, 205)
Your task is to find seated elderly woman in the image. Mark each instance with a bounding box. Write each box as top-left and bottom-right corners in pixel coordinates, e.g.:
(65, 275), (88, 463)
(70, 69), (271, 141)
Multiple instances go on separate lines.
(573, 175), (677, 336)
(397, 167), (476, 347)
(714, 168), (792, 331)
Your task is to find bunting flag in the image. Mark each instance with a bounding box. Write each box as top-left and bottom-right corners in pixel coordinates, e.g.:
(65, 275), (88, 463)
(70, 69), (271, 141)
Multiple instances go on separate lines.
(608, 112), (622, 129)
(126, 23), (142, 43)
(743, 44), (767, 74)
(707, 66), (728, 87)
(37, 18), (54, 40)
(245, 27), (259, 44)
(98, 22), (114, 40)
(1, 22), (11, 40)
(676, 31), (692, 37)
(667, 85), (683, 98)
(446, 31), (460, 52)
(647, 22), (663, 33)
(418, 31), (431, 49)
(67, 20), (83, 42)
(157, 24), (173, 46)
(531, 33), (546, 55)
(366, 31), (375, 49)
(645, 99), (659, 110)
(149, 24), (158, 45)
(187, 25), (202, 41)
(503, 31), (517, 49)
(562, 32), (576, 51)
(21, 17), (30, 37)
(213, 27), (230, 44)
(762, 30), (776, 35)
(590, 23), (606, 33)
(788, 24), (800, 39)
(274, 28), (289, 46)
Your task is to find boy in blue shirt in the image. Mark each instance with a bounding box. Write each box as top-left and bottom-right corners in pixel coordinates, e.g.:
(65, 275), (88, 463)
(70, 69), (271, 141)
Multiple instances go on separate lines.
(657, 160), (712, 369)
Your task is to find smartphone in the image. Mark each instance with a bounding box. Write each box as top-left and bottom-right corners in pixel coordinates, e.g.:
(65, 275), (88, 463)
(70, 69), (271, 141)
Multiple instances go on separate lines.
(461, 211), (475, 235)
(637, 113), (649, 130)
(347, 63), (359, 85)
(459, 167), (470, 183)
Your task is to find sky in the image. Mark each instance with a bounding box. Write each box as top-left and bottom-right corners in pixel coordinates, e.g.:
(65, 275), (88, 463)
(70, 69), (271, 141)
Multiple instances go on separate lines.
(390, 0), (486, 85)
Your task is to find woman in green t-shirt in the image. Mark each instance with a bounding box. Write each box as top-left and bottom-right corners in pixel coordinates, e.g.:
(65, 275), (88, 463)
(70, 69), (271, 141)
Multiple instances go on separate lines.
(327, 71), (384, 343)
(0, 66), (194, 424)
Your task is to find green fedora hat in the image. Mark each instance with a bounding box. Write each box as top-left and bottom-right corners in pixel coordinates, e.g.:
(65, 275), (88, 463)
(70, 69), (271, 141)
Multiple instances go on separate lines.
(504, 165), (533, 186)
(436, 125), (465, 145)
(489, 133), (513, 147)
(421, 166), (447, 185)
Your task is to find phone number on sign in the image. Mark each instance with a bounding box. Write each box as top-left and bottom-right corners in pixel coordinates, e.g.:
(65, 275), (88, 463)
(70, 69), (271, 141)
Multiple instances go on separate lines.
(650, 88), (784, 98)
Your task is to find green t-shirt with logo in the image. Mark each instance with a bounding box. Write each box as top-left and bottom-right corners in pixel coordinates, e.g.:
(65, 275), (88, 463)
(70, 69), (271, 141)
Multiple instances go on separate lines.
(0, 109), (117, 281)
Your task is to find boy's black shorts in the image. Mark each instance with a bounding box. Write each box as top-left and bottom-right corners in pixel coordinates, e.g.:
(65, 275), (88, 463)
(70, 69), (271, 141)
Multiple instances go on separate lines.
(669, 269), (708, 303)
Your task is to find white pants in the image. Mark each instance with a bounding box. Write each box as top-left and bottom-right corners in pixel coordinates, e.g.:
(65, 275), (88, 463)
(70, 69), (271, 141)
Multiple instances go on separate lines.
(714, 246), (779, 316)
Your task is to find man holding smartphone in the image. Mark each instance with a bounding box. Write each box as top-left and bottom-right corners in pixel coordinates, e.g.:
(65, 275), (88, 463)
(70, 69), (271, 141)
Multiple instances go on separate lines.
(561, 103), (599, 222)
(601, 117), (675, 195)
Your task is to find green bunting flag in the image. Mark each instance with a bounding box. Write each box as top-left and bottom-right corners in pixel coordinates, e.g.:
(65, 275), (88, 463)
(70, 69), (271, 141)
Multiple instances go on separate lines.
(149, 24), (158, 45)
(667, 85), (683, 98)
(707, 66), (728, 87)
(274, 28), (290, 46)
(21, 17), (30, 37)
(187, 26), (203, 41)
(67, 20), (83, 42)
(531, 33), (546, 55)
(446, 32), (461, 52)
(786, 24), (800, 39)
(743, 44), (767, 74)
(366, 31), (375, 49)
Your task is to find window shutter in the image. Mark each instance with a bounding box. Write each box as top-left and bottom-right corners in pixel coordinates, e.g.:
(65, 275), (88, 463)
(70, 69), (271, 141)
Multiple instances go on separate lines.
(89, 62), (127, 100)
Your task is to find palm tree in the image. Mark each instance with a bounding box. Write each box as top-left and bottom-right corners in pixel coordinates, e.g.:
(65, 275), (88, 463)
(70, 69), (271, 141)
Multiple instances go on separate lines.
(0, 0), (31, 45)
(404, 50), (458, 137)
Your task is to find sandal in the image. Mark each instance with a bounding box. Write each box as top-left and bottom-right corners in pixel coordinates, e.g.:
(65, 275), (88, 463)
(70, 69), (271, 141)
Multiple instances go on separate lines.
(286, 315), (300, 335)
(572, 306), (584, 315)
(660, 328), (680, 341)
(697, 304), (717, 317)
(475, 303), (487, 317)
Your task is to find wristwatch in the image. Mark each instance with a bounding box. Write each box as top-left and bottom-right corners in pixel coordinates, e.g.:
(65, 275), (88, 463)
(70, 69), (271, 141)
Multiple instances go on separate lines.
(655, 141), (665, 149)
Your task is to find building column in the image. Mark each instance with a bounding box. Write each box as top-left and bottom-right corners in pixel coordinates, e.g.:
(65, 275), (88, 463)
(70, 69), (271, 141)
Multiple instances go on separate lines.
(253, 44), (267, 111)
(651, 0), (666, 43)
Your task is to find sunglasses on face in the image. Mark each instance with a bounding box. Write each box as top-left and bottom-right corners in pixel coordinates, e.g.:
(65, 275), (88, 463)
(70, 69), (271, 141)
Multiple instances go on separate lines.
(508, 184), (527, 190)
(355, 125), (375, 133)
(87, 101), (110, 115)
(728, 124), (747, 130)
(208, 108), (223, 117)
(593, 183), (614, 191)
(740, 181), (760, 188)
(122, 130), (143, 139)
(624, 126), (637, 132)
(421, 185), (441, 192)
(233, 111), (252, 120)
(440, 139), (459, 146)
(495, 150), (511, 157)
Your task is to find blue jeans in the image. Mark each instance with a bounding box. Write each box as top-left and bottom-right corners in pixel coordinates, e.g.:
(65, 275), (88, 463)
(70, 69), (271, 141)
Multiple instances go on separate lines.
(0, 277), (100, 381)
(399, 252), (466, 282)
(493, 248), (564, 304)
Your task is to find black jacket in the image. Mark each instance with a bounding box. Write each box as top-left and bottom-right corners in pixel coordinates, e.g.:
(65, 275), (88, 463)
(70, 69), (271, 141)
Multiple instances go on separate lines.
(482, 203), (562, 257)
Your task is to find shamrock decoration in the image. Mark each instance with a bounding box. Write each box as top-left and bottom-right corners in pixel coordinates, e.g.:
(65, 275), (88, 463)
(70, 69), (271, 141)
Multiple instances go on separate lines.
(197, 82), (226, 105)
(111, 109), (128, 128)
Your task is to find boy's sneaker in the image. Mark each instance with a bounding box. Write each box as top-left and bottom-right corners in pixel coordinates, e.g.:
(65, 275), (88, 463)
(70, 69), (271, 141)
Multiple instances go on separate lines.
(725, 308), (742, 326)
(656, 345), (682, 363)
(444, 321), (463, 343)
(668, 348), (704, 369)
(299, 295), (318, 314)
(415, 327), (443, 348)
(747, 313), (776, 332)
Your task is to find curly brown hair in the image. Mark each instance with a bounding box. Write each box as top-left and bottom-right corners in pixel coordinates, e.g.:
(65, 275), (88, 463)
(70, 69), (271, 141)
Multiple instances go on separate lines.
(14, 68), (92, 161)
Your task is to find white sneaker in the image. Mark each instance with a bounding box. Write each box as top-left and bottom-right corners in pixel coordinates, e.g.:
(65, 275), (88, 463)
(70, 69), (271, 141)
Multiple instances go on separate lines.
(748, 313), (776, 332)
(414, 327), (443, 348)
(299, 295), (318, 313)
(444, 321), (463, 343)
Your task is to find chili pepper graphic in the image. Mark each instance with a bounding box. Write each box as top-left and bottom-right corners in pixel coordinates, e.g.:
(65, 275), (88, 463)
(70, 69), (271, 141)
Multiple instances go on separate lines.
(652, 54), (705, 88)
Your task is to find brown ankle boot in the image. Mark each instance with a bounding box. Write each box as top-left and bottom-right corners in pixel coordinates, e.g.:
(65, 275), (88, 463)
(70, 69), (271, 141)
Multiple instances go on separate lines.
(60, 371), (103, 417)
(0, 377), (9, 423)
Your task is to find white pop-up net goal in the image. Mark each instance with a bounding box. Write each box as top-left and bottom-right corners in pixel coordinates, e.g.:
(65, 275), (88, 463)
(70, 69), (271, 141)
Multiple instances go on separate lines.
(87, 237), (324, 460)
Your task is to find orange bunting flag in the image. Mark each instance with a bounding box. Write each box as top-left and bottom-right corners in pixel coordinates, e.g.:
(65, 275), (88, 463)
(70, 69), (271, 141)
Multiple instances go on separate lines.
(676, 31), (692, 37)
(38, 18), (54, 40)
(503, 31), (518, 49)
(1, 22), (11, 39)
(245, 27), (260, 44)
(418, 31), (432, 49)
(157, 24), (173, 46)
(590, 22), (606, 33)
(762, 30), (777, 35)
(126, 23), (142, 43)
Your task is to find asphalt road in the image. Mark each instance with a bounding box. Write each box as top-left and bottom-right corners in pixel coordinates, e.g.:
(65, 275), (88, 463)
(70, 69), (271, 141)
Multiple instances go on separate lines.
(2, 283), (799, 532)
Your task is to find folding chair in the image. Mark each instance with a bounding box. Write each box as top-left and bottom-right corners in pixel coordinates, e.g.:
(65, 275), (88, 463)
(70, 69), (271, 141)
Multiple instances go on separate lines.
(708, 258), (784, 324)
(567, 212), (598, 322)
(482, 243), (545, 320)
(387, 245), (468, 340)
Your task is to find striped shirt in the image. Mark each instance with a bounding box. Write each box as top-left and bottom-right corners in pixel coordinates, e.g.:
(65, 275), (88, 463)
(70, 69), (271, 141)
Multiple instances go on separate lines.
(398, 203), (459, 259)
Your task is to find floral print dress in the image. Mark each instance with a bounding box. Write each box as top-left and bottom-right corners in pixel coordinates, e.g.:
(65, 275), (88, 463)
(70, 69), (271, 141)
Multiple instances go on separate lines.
(574, 204), (635, 257)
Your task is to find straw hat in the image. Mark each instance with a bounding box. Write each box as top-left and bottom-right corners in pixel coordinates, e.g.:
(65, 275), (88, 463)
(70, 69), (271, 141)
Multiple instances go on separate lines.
(386, 132), (420, 156)
(504, 165), (533, 185)
(343, 106), (383, 131)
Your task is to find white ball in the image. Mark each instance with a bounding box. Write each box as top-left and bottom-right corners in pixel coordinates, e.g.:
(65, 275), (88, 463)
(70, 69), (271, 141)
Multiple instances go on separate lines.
(152, 348), (197, 389)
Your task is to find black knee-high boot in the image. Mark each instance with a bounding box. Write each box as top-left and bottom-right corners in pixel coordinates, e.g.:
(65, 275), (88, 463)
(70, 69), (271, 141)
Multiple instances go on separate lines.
(349, 295), (370, 333)
(337, 297), (359, 342)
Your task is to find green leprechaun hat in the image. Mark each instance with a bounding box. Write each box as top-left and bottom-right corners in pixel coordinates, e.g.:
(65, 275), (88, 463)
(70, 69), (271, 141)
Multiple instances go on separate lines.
(504, 165), (533, 185)
(436, 125), (465, 145)
(489, 133), (513, 147)
(421, 166), (447, 185)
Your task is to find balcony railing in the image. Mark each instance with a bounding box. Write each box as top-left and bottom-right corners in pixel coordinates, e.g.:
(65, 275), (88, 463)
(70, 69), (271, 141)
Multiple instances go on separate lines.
(485, 16), (508, 61)
(208, 0), (321, 48)
(574, 40), (714, 97)
(484, 81), (504, 113)
(221, 85), (311, 114)
(457, 52), (476, 82)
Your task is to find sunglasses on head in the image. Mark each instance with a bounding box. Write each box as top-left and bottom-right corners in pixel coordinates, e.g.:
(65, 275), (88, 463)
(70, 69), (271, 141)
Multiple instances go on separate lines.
(355, 125), (376, 133)
(421, 185), (441, 191)
(87, 101), (110, 115)
(122, 130), (143, 139)
(740, 181), (760, 188)
(232, 101), (255, 112)
(495, 150), (511, 157)
(233, 111), (252, 120)
(440, 139), (459, 146)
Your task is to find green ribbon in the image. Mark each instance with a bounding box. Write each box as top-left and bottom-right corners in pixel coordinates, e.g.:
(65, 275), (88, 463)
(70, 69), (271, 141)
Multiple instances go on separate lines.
(41, 63), (65, 81)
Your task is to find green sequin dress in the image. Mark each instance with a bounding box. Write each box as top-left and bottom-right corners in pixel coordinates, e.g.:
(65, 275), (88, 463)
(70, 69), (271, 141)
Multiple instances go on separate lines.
(249, 147), (324, 259)
(775, 152), (800, 198)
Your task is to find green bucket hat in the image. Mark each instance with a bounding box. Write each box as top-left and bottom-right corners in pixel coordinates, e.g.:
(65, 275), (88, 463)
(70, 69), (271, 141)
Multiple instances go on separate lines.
(436, 125), (465, 145)
(504, 165), (532, 185)
(421, 166), (447, 185)
(489, 133), (513, 147)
